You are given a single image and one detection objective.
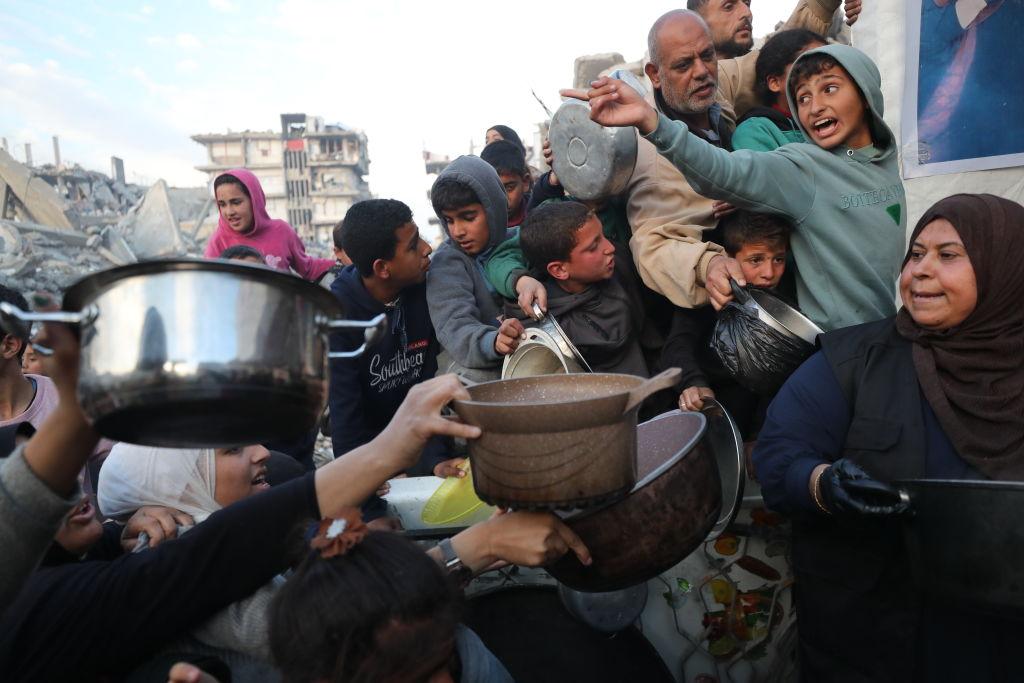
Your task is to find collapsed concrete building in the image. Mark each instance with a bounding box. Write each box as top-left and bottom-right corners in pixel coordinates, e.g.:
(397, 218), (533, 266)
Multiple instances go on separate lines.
(0, 144), (209, 293)
(192, 113), (372, 245)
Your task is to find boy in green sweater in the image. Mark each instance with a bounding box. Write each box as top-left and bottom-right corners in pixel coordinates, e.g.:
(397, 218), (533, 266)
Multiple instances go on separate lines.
(564, 35), (905, 332)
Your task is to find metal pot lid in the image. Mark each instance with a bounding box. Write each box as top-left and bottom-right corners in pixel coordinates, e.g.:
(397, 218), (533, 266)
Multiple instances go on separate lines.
(532, 304), (593, 373)
(62, 258), (343, 317)
(549, 99), (638, 202)
(700, 399), (745, 540)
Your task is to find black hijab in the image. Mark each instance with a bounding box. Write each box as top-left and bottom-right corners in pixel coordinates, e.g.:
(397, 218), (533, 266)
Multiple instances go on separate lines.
(895, 194), (1024, 479)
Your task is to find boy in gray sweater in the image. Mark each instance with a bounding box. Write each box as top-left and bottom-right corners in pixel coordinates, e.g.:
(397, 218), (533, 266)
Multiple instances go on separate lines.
(426, 156), (524, 381)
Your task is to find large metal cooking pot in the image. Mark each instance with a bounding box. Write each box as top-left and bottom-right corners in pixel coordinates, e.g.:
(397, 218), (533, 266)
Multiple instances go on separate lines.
(549, 98), (638, 202)
(897, 478), (1024, 618)
(0, 259), (385, 447)
(548, 404), (744, 592)
(451, 368), (681, 510)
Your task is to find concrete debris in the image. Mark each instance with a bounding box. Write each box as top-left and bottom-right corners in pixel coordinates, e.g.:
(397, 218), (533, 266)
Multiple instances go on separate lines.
(0, 149), (76, 229)
(573, 52), (625, 90)
(0, 147), (207, 294)
(116, 180), (187, 259)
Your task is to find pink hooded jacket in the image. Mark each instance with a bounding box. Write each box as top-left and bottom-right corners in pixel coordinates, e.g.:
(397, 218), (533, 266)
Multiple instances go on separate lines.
(203, 168), (334, 281)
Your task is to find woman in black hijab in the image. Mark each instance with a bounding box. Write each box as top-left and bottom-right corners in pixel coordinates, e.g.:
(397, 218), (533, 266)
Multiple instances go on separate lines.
(753, 194), (1024, 682)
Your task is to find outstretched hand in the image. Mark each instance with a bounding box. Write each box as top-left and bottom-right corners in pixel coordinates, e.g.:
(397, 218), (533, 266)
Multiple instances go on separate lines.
(450, 509), (591, 574)
(560, 77), (660, 135)
(380, 375), (481, 472)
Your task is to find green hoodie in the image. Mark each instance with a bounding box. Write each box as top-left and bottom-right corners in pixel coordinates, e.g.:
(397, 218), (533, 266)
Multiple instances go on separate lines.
(644, 44), (906, 331)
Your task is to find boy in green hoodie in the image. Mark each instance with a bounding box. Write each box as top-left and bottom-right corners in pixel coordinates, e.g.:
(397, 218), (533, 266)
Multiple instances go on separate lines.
(565, 36), (905, 332)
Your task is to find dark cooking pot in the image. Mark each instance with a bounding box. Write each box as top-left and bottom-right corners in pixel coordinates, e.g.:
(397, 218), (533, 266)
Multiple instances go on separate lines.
(897, 478), (1024, 618)
(0, 259), (386, 447)
(549, 403), (745, 592)
(451, 368), (681, 510)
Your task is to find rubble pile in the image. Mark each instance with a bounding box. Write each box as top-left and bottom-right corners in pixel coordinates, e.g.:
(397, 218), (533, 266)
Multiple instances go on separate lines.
(0, 149), (212, 293)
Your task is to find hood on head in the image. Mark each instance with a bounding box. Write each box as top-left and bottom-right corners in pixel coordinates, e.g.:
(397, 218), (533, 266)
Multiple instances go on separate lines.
(432, 155), (509, 254)
(215, 167), (272, 236)
(785, 43), (893, 151)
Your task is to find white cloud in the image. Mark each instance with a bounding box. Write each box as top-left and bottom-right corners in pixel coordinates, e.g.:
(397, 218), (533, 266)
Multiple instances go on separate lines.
(175, 33), (201, 49)
(209, 0), (239, 12)
(140, 5), (155, 16)
(176, 59), (199, 73)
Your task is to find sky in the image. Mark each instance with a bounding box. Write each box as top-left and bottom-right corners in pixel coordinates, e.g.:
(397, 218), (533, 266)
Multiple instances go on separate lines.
(0, 0), (800, 236)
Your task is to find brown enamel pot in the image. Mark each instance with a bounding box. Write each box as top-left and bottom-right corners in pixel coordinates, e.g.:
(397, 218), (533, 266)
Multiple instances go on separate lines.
(548, 403), (743, 592)
(451, 369), (680, 510)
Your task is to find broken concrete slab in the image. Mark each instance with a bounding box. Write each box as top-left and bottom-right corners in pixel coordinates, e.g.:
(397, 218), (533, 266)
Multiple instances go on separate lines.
(574, 52), (625, 90)
(116, 179), (186, 259)
(0, 149), (76, 229)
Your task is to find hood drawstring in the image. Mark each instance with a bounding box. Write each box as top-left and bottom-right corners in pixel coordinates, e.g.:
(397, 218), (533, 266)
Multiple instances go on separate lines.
(386, 297), (407, 351)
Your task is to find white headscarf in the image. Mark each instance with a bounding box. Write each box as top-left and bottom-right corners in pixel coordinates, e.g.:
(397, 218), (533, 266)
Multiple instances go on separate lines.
(98, 443), (220, 523)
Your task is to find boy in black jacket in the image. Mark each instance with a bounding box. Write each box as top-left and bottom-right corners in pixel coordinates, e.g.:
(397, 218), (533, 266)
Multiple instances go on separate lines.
(663, 210), (792, 436)
(328, 199), (464, 521)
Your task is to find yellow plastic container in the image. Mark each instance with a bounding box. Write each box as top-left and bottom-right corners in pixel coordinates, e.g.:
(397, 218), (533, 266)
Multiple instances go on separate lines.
(421, 460), (495, 526)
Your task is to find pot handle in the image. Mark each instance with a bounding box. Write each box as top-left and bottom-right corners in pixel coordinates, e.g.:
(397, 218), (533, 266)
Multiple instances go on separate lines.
(623, 367), (682, 414)
(321, 312), (388, 359)
(0, 302), (98, 357)
(729, 278), (753, 307)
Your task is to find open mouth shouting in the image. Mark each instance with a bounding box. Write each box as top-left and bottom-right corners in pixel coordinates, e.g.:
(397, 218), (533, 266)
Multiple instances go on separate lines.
(251, 469), (270, 491)
(811, 117), (839, 139)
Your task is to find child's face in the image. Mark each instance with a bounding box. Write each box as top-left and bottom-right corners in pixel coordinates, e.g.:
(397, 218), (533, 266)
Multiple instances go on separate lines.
(215, 183), (255, 233)
(499, 172), (529, 218)
(554, 215), (615, 288)
(441, 203), (490, 256)
(793, 65), (872, 150)
(767, 41), (826, 116)
(333, 246), (352, 266)
(382, 222), (433, 287)
(734, 240), (786, 289)
(21, 345), (44, 376)
(214, 445), (271, 507)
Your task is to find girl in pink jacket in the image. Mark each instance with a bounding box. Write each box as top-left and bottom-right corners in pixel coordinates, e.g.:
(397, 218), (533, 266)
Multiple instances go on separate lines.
(204, 168), (334, 281)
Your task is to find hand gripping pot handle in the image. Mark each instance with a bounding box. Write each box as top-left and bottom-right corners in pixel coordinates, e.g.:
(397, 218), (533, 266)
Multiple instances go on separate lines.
(729, 278), (754, 307)
(320, 312), (388, 359)
(0, 302), (99, 357)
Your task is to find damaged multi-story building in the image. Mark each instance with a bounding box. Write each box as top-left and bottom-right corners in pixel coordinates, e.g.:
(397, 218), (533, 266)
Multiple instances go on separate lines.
(192, 113), (371, 244)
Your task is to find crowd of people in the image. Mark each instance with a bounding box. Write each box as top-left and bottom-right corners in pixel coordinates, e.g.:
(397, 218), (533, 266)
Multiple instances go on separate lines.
(1, 0), (1022, 681)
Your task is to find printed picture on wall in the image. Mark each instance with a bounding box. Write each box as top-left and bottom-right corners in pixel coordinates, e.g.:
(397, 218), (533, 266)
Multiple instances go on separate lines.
(902, 0), (1024, 178)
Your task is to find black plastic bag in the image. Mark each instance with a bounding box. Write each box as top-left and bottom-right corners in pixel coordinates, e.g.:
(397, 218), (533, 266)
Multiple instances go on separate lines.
(710, 301), (815, 396)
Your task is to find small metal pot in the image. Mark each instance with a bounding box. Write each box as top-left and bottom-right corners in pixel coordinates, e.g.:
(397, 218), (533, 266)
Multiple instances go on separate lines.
(897, 478), (1024, 618)
(550, 98), (638, 202)
(549, 404), (744, 592)
(451, 368), (681, 510)
(730, 279), (823, 345)
(0, 259), (385, 447)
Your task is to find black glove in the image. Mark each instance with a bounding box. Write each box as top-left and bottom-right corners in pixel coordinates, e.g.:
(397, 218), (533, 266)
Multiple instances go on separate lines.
(818, 459), (909, 516)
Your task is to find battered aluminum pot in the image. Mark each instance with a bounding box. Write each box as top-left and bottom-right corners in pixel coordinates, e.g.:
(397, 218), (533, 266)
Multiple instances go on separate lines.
(0, 259), (385, 447)
(550, 98), (638, 201)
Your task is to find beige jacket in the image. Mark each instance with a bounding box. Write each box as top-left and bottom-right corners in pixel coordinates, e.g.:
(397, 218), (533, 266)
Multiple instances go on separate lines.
(718, 0), (843, 119)
(627, 0), (841, 309)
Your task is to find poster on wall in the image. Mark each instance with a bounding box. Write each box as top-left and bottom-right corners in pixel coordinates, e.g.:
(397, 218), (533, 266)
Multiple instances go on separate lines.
(902, 0), (1024, 179)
